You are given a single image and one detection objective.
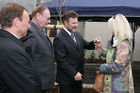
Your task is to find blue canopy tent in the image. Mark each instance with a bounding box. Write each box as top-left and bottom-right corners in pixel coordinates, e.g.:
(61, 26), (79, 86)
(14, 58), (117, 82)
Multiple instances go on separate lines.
(39, 0), (140, 51)
(40, 0), (140, 18)
(39, 0), (140, 91)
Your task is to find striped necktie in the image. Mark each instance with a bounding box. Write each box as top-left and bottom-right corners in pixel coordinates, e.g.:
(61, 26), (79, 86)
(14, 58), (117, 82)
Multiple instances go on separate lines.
(42, 29), (47, 37)
(71, 32), (77, 44)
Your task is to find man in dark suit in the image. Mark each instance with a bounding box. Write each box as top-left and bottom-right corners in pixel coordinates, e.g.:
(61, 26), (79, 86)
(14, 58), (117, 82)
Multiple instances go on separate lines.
(21, 5), (55, 93)
(53, 11), (97, 93)
(0, 2), (41, 93)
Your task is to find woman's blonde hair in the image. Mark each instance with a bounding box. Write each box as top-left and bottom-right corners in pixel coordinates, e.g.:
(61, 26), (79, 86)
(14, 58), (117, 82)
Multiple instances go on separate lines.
(108, 14), (132, 40)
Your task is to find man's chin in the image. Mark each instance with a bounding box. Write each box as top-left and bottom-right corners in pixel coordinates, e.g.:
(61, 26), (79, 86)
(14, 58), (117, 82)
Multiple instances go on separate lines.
(23, 32), (27, 37)
(72, 30), (76, 32)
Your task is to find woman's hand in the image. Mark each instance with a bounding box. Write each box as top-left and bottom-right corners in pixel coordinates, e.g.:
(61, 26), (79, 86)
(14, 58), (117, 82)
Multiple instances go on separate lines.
(94, 37), (104, 52)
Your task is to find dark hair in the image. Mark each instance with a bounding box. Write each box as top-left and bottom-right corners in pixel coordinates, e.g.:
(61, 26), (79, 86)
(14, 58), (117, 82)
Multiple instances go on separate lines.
(0, 2), (28, 28)
(63, 10), (78, 23)
(31, 5), (49, 18)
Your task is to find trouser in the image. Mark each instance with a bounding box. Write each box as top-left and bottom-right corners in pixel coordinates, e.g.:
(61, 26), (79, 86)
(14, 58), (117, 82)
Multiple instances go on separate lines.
(41, 88), (52, 93)
(59, 81), (82, 93)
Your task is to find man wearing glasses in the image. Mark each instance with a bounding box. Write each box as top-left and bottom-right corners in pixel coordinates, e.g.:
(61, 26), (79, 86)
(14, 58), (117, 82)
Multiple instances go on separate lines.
(21, 5), (55, 93)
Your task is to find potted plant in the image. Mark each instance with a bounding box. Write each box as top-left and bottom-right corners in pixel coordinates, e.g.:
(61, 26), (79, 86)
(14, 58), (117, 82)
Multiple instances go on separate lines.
(84, 50), (106, 64)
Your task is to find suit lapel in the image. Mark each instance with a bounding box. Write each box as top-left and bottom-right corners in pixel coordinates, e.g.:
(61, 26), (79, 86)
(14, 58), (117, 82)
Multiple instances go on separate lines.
(45, 36), (53, 50)
(30, 21), (52, 49)
(62, 29), (79, 49)
(30, 21), (46, 41)
(74, 32), (80, 49)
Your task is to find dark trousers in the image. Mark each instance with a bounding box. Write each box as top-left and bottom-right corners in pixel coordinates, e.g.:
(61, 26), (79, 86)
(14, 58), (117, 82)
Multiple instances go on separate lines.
(59, 81), (82, 93)
(41, 89), (52, 93)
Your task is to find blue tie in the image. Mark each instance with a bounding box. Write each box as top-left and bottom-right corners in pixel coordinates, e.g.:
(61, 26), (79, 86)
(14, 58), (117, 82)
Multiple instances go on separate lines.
(42, 29), (47, 37)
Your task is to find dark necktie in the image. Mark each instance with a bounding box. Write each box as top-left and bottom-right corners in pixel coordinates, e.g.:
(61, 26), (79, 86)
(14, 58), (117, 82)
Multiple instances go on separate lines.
(71, 32), (77, 44)
(42, 29), (51, 48)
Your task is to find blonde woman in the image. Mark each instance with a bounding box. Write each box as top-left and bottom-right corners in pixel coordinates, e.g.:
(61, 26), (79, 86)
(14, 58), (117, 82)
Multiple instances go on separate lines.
(96, 14), (134, 93)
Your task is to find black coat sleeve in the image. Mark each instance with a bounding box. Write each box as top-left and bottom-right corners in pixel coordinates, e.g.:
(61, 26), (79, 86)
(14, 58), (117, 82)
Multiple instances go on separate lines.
(76, 32), (95, 49)
(83, 40), (95, 49)
(1, 50), (40, 93)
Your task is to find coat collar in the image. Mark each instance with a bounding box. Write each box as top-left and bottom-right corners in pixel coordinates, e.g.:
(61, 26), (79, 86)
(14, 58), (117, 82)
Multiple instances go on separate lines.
(0, 29), (25, 50)
(112, 38), (129, 47)
(30, 21), (52, 48)
(30, 21), (46, 41)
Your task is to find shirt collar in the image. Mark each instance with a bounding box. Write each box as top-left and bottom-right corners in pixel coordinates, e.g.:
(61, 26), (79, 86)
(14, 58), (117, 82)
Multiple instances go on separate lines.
(112, 37), (125, 47)
(63, 27), (71, 36)
(113, 37), (118, 45)
(31, 20), (43, 31)
(11, 33), (20, 39)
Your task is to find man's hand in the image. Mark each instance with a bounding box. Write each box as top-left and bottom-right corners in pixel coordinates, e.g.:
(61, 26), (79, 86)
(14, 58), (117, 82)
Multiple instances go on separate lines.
(94, 36), (101, 45)
(94, 37), (103, 52)
(74, 72), (82, 81)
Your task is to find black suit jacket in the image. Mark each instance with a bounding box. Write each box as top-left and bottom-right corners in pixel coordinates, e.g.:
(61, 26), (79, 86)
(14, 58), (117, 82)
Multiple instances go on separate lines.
(0, 29), (41, 93)
(21, 21), (55, 90)
(53, 29), (95, 85)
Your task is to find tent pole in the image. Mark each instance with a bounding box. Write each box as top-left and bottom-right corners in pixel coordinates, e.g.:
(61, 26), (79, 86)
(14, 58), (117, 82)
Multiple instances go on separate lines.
(59, 0), (62, 24)
(130, 22), (139, 53)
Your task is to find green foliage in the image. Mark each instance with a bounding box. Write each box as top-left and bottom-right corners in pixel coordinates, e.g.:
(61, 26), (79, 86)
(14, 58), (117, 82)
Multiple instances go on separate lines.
(88, 50), (95, 62)
(85, 50), (105, 63)
(98, 52), (103, 62)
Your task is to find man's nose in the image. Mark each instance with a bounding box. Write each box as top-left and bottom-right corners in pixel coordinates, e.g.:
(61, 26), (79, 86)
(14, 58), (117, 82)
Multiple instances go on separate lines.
(28, 24), (31, 28)
(48, 19), (51, 23)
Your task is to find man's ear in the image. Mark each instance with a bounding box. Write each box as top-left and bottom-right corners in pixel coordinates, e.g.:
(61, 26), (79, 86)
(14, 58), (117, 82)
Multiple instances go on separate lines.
(36, 12), (41, 20)
(12, 17), (20, 27)
(64, 20), (68, 25)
